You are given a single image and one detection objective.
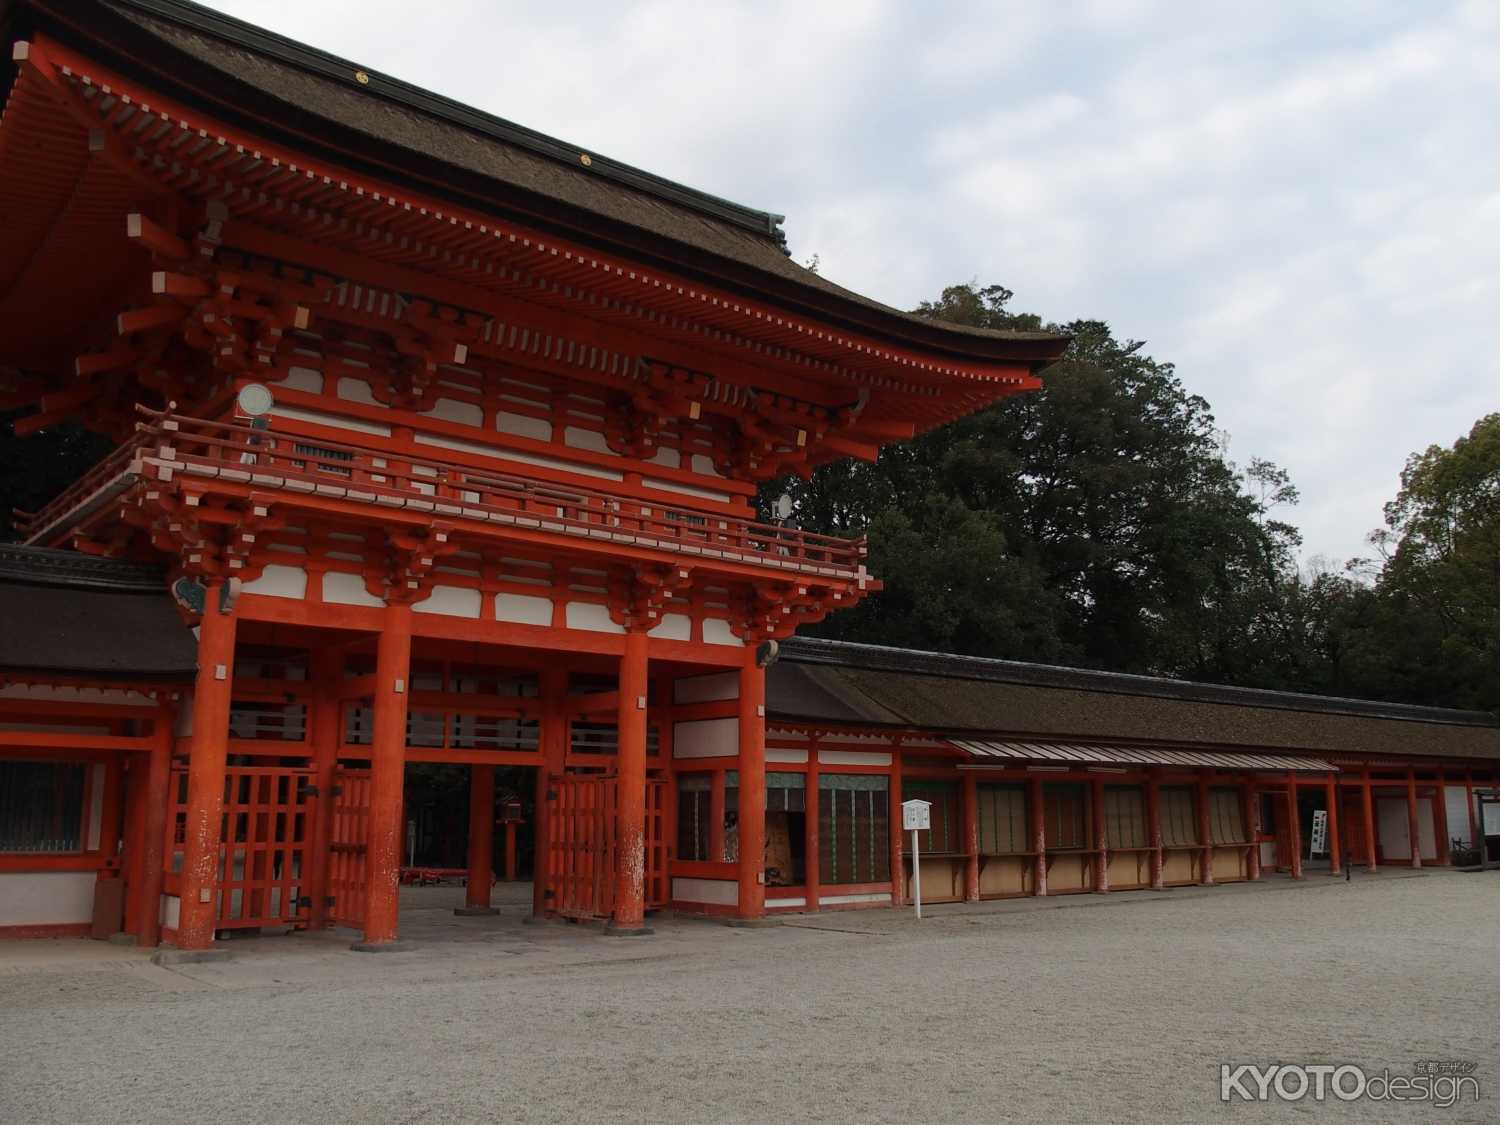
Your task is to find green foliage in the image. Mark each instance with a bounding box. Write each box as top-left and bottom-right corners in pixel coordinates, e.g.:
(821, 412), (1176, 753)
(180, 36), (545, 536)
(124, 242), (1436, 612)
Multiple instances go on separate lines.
(772, 284), (1303, 683)
(768, 282), (1499, 712)
(1369, 415), (1500, 708)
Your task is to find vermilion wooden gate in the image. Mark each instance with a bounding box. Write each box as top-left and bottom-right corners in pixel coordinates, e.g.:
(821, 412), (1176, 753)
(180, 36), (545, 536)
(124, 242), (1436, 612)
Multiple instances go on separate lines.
(328, 766), (371, 929)
(546, 774), (666, 920)
(164, 764), (314, 931)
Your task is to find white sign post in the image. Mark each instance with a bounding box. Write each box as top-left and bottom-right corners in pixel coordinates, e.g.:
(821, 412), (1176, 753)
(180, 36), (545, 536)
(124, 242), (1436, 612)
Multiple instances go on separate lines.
(1309, 809), (1328, 858)
(902, 799), (932, 920)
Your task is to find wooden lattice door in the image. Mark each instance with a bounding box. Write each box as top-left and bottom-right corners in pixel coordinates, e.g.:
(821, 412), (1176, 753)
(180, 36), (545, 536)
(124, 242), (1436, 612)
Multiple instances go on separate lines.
(328, 766), (371, 929)
(545, 773), (666, 920)
(163, 764), (315, 931)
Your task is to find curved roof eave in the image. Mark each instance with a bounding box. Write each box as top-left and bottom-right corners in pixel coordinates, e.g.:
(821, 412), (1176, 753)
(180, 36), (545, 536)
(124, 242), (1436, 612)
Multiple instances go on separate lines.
(29, 0), (1070, 369)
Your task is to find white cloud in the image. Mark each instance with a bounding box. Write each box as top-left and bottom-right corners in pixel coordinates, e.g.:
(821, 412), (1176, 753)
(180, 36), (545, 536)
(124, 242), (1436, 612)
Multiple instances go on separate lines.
(204, 0), (1500, 562)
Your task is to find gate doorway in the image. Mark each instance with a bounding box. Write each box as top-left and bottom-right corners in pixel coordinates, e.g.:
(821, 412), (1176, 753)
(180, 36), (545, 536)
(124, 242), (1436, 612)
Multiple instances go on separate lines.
(166, 764), (315, 931)
(545, 773), (666, 920)
(327, 766), (371, 929)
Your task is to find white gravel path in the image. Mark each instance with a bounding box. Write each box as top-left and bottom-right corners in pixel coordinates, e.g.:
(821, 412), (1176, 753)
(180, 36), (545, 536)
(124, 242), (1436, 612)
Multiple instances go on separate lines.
(0, 870), (1494, 1124)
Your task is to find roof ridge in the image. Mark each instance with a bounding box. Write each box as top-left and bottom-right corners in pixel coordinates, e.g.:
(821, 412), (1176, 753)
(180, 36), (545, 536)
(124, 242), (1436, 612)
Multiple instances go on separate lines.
(105, 0), (785, 239)
(0, 543), (168, 592)
(778, 636), (1500, 727)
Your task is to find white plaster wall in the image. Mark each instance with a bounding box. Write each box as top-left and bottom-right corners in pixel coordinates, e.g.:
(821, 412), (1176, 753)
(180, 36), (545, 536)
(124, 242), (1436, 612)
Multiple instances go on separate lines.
(336, 377), (379, 405)
(271, 404), (391, 436)
(565, 602), (625, 634)
(648, 613), (691, 641)
(673, 717), (738, 759)
(642, 478), (732, 504)
(0, 872), (94, 926)
(564, 426), (613, 454)
(323, 571), (385, 608)
(818, 749), (893, 767)
(1445, 786), (1473, 847)
(767, 747), (809, 764)
(1419, 798), (1438, 859)
(497, 411), (552, 441)
(273, 366), (323, 393)
(416, 432), (622, 482)
(241, 563), (308, 599)
(766, 896), (806, 909)
(495, 593), (553, 626)
(413, 585), (482, 618)
(701, 619), (743, 647)
(671, 878), (738, 906)
(673, 672), (739, 705)
(160, 894), (181, 929)
(1376, 797), (1412, 860)
(818, 892), (889, 905)
(423, 397), (483, 426)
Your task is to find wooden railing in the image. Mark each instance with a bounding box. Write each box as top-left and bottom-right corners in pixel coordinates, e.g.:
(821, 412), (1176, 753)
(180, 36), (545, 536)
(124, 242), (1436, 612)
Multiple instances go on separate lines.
(12, 430), (151, 544)
(20, 409), (868, 579)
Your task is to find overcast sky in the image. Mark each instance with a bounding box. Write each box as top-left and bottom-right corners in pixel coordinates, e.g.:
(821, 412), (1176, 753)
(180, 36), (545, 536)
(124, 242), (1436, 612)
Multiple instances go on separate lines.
(206, 0), (1500, 566)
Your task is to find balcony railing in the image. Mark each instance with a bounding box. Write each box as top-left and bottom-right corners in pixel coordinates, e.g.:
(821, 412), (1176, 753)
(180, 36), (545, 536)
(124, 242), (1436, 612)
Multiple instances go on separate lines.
(19, 409), (869, 580)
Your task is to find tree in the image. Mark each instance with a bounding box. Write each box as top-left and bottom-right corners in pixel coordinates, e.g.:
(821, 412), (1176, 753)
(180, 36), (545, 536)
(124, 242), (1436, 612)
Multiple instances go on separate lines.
(1366, 414), (1500, 709)
(770, 284), (1304, 682)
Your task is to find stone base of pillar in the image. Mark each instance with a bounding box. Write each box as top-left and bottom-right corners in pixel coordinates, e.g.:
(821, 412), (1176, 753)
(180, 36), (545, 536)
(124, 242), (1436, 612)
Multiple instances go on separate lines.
(453, 906), (500, 916)
(602, 923), (654, 937)
(350, 940), (418, 953)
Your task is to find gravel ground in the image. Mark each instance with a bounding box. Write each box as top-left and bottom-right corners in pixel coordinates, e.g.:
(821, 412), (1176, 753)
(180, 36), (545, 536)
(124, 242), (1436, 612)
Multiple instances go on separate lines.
(0, 869), (1495, 1124)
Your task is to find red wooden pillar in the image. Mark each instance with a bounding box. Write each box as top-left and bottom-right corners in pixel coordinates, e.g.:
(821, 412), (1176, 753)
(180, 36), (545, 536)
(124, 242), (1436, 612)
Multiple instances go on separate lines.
(1146, 771), (1165, 889)
(1361, 772), (1378, 871)
(709, 769), (728, 861)
(305, 647), (343, 929)
(1243, 778), (1261, 882)
(358, 602), (412, 948)
(1196, 777), (1214, 885)
(461, 765), (495, 911)
(133, 704), (173, 947)
(889, 757), (904, 905)
(1325, 772), (1342, 875)
(1091, 776), (1109, 893)
(735, 655), (766, 921)
(610, 628), (649, 932)
(176, 584), (238, 950)
(1432, 773), (1450, 865)
(961, 771), (980, 902)
(504, 821), (519, 882)
(122, 752), (148, 937)
(804, 739), (820, 912)
(1284, 774), (1303, 879)
(1465, 770), (1478, 853)
(1405, 769), (1422, 868)
(532, 666), (567, 917)
(1029, 775), (1047, 897)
